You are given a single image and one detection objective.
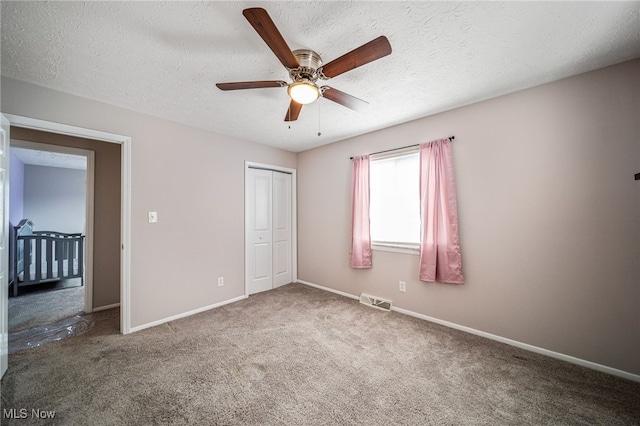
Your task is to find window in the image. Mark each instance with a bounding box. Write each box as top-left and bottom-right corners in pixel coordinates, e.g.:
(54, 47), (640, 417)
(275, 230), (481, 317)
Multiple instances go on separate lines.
(369, 150), (420, 251)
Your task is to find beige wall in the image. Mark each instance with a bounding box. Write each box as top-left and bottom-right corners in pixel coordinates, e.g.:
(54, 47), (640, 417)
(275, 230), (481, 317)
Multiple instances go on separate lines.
(11, 128), (121, 309)
(2, 59), (638, 375)
(297, 59), (640, 375)
(1, 76), (297, 327)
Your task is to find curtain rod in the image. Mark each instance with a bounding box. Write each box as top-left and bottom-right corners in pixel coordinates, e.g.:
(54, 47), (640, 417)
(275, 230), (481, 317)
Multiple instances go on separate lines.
(350, 136), (455, 160)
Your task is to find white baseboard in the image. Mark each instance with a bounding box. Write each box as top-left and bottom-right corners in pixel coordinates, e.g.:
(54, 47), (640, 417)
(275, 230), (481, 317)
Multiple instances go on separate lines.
(296, 280), (640, 383)
(129, 295), (247, 333)
(297, 279), (359, 301)
(92, 303), (120, 312)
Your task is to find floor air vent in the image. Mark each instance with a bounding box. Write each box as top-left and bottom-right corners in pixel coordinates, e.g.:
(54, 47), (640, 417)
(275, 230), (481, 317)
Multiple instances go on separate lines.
(359, 293), (392, 311)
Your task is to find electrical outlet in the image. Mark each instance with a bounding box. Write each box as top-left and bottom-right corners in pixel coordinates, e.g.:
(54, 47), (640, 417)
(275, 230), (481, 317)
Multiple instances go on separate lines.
(399, 281), (406, 292)
(217, 277), (224, 287)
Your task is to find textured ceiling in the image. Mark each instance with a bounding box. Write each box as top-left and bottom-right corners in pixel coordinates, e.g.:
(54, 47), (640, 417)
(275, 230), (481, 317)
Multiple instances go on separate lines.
(11, 147), (87, 170)
(2, 1), (639, 152)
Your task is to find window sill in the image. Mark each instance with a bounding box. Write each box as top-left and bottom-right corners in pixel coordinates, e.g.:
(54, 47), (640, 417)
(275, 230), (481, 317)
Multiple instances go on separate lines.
(372, 243), (420, 256)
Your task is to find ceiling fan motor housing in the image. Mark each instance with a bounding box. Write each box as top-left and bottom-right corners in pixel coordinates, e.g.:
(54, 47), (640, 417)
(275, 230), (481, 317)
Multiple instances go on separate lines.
(290, 49), (323, 83)
(293, 49), (322, 70)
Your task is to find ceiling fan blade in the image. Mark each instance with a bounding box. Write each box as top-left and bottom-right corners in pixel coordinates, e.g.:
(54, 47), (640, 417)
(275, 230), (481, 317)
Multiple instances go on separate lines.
(320, 36), (392, 79)
(243, 8), (299, 70)
(216, 81), (287, 91)
(321, 87), (369, 112)
(284, 100), (302, 122)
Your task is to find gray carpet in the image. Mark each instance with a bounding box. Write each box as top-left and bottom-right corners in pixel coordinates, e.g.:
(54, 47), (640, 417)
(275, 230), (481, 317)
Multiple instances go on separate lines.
(1, 283), (639, 425)
(8, 279), (84, 332)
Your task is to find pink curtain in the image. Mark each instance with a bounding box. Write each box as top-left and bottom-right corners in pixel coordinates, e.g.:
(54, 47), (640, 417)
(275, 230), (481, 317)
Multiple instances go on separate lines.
(419, 139), (464, 284)
(350, 155), (372, 269)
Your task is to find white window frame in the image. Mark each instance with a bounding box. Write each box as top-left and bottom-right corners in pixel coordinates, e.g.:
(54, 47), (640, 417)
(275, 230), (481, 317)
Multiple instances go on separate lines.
(369, 147), (420, 256)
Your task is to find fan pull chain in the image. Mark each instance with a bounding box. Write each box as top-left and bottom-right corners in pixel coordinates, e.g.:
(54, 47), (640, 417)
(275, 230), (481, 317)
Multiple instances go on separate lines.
(317, 102), (321, 137)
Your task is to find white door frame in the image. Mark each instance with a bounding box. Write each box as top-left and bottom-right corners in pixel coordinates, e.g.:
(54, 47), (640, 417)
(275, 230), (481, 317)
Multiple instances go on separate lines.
(244, 161), (297, 297)
(10, 140), (95, 315)
(1, 114), (10, 378)
(3, 114), (132, 334)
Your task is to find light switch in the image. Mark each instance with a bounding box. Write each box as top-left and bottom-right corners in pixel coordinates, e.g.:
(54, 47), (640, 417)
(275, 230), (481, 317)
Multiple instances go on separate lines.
(148, 211), (158, 223)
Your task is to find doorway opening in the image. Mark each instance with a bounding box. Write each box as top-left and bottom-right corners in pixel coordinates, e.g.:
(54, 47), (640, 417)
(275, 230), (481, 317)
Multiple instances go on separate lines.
(8, 141), (93, 333)
(3, 114), (131, 335)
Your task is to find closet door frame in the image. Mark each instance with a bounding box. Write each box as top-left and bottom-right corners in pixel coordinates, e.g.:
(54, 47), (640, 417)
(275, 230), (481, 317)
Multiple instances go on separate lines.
(244, 161), (297, 297)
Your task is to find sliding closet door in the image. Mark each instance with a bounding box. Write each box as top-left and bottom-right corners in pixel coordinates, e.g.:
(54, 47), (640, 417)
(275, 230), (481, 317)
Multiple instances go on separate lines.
(245, 168), (292, 295)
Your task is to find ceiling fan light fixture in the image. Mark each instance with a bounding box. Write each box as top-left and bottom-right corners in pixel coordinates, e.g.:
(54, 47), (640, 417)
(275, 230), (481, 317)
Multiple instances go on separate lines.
(288, 80), (320, 104)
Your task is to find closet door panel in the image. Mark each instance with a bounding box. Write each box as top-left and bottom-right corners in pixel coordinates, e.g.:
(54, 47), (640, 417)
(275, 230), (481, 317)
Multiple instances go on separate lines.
(272, 172), (291, 288)
(246, 169), (273, 295)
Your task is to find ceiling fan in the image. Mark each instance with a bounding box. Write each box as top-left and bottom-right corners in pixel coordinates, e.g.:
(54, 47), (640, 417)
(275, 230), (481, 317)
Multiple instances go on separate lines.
(216, 7), (392, 122)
